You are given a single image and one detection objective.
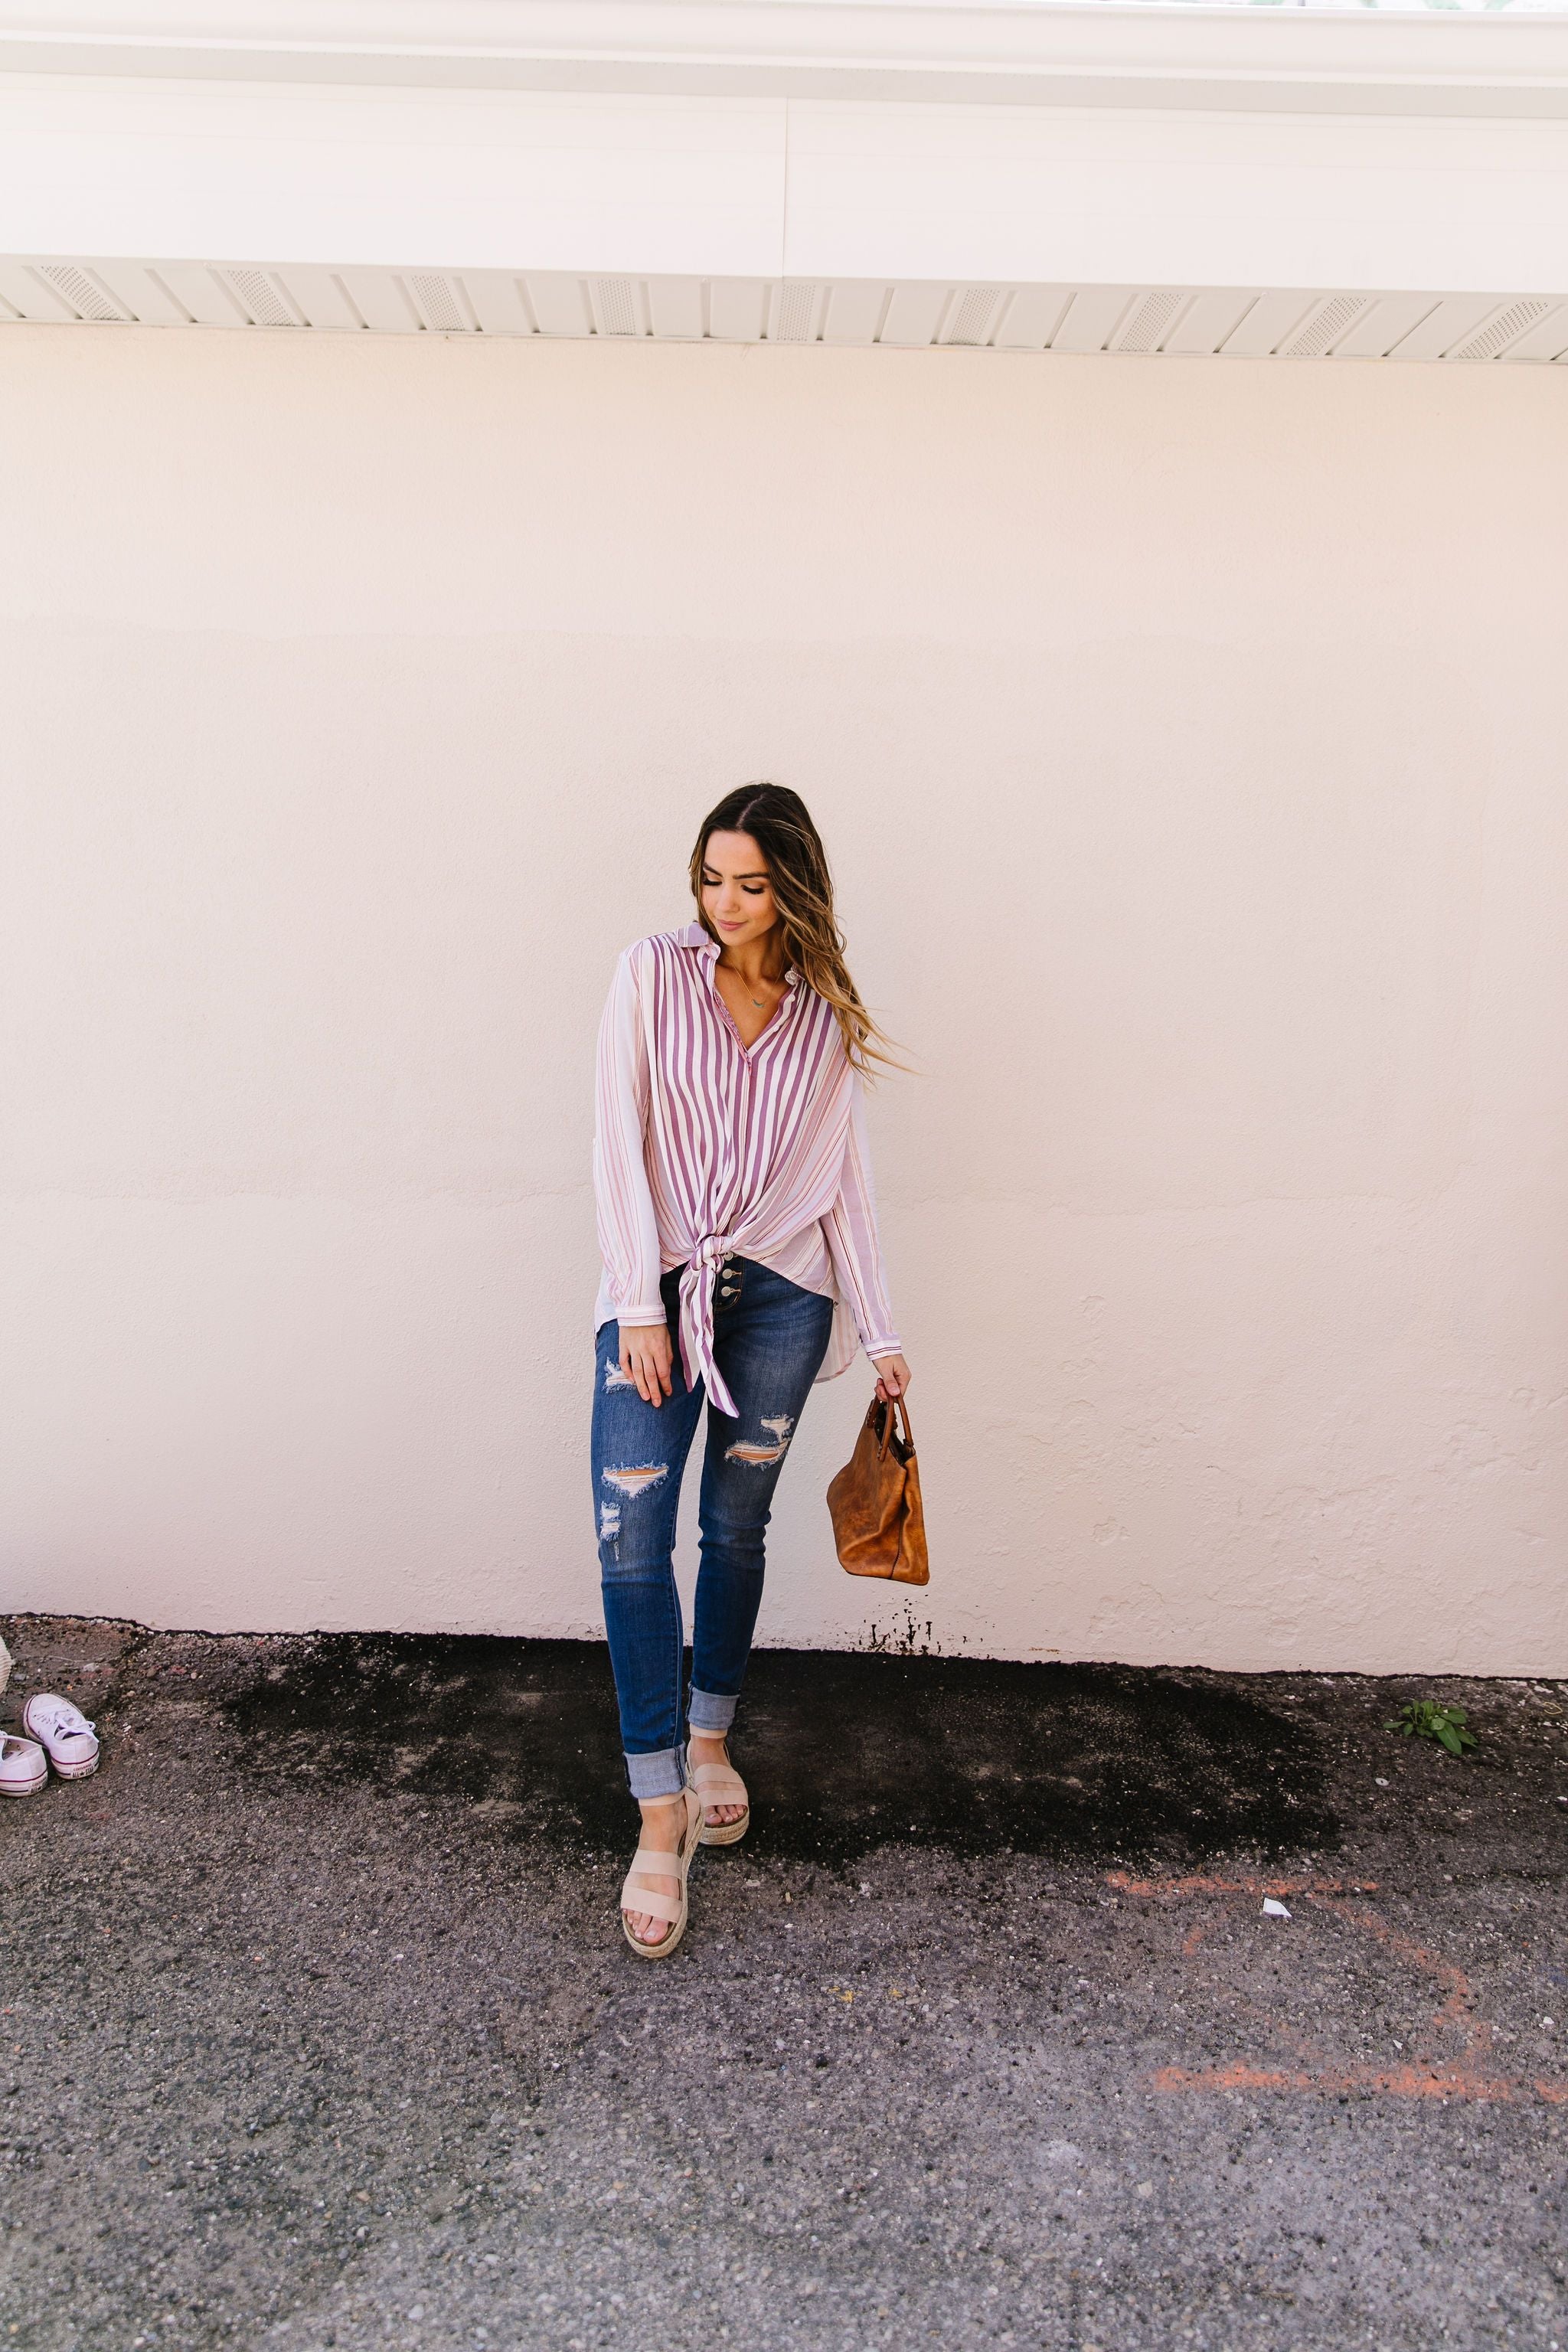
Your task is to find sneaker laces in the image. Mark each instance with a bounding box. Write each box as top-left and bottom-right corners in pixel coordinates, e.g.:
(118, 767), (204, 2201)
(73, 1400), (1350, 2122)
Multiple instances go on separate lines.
(29, 1696), (95, 1743)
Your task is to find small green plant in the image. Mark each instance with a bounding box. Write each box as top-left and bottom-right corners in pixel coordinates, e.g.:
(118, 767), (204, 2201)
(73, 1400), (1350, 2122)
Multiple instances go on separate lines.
(1386, 1699), (1477, 1757)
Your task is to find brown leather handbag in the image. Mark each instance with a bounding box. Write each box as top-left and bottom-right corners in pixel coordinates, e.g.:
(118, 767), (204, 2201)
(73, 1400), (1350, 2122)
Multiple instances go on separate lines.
(827, 1394), (929, 1586)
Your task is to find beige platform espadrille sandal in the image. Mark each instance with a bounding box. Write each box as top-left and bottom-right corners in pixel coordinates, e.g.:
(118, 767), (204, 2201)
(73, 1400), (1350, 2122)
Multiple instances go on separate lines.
(690, 1742), (750, 1847)
(620, 1784), (704, 1961)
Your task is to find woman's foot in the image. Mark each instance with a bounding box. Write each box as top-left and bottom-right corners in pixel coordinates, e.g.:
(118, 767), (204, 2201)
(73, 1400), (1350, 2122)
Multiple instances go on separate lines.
(687, 1731), (746, 1830)
(687, 1731), (750, 1847)
(623, 1794), (689, 1949)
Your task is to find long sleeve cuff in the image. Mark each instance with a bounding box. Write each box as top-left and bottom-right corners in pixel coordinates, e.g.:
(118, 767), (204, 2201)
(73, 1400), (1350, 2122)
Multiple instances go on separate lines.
(823, 1074), (902, 1369)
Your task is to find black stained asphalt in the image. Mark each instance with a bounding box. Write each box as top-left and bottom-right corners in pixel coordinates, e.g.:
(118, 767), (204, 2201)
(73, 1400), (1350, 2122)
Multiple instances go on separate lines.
(1, 1616), (1565, 2352)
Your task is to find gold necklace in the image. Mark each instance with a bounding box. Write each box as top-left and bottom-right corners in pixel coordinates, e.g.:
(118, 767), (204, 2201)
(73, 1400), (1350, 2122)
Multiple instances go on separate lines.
(720, 959), (773, 1009)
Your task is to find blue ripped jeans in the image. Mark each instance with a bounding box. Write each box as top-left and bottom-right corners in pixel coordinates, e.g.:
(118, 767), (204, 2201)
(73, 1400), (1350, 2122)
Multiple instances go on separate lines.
(593, 1256), (835, 1799)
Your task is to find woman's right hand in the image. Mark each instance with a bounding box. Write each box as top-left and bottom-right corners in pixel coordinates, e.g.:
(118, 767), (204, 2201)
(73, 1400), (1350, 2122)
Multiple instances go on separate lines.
(621, 1323), (675, 1407)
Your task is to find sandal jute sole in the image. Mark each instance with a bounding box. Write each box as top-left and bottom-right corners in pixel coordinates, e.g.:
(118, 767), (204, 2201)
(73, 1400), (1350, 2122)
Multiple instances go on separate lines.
(620, 1785), (703, 1961)
(691, 1746), (750, 1848)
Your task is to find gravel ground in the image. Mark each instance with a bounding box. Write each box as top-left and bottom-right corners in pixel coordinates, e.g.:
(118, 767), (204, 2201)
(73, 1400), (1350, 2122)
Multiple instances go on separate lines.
(1, 1618), (1564, 2352)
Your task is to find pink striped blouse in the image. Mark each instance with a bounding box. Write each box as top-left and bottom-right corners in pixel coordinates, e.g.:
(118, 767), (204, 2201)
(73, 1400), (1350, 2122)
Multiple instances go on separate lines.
(593, 923), (902, 1415)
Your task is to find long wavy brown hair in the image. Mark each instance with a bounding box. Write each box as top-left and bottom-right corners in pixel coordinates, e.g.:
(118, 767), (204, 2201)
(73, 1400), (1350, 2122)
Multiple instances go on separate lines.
(688, 784), (899, 1077)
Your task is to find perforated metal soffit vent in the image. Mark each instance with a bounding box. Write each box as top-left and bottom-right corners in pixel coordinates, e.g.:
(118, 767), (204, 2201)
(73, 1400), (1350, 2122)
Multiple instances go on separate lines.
(2, 263), (1566, 364)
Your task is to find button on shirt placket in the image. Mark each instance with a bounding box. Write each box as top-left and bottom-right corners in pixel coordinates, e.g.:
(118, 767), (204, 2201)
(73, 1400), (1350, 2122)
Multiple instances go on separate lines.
(714, 1012), (751, 1312)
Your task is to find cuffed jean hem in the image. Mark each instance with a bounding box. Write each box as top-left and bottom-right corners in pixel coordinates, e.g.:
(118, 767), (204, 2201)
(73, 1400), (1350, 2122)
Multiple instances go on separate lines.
(625, 1745), (687, 1802)
(688, 1687), (738, 1736)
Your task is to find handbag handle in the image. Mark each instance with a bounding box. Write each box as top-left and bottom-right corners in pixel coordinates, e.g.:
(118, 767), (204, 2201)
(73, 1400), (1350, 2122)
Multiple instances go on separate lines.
(877, 1391), (913, 1460)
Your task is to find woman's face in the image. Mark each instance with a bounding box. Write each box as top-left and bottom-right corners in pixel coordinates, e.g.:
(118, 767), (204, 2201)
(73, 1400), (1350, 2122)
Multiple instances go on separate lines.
(700, 831), (779, 951)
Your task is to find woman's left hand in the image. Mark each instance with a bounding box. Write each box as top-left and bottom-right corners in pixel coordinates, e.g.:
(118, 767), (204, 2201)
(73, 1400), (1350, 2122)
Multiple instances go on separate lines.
(871, 1353), (912, 1403)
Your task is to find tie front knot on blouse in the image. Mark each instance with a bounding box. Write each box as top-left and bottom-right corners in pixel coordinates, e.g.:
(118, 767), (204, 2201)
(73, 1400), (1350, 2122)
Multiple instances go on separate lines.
(677, 1246), (742, 1413)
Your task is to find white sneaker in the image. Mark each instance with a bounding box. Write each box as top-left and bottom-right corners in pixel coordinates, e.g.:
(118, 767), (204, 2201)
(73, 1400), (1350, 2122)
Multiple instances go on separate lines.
(0, 1732), (47, 1798)
(21, 1693), (100, 1781)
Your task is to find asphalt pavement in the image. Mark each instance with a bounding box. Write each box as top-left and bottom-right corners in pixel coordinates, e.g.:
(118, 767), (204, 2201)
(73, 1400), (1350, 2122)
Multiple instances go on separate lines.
(2, 1618), (1564, 2352)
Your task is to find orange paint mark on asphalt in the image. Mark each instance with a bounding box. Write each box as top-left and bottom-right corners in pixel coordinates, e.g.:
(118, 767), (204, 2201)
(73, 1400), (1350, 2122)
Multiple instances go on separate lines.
(1308, 1891), (1474, 2032)
(1109, 1871), (1567, 2109)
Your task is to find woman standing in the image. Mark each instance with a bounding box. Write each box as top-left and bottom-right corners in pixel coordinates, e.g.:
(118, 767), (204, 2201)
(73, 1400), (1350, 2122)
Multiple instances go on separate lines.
(592, 785), (911, 1957)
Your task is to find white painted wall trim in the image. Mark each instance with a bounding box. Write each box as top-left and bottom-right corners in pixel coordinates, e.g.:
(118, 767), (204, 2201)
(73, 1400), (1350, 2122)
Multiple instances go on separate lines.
(2, 1), (1567, 118)
(4, 8), (1568, 312)
(4, 258), (1566, 366)
(1, 78), (1566, 304)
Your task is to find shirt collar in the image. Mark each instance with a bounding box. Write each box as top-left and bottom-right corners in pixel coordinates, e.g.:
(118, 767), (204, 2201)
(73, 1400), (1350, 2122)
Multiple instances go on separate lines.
(681, 920), (799, 988)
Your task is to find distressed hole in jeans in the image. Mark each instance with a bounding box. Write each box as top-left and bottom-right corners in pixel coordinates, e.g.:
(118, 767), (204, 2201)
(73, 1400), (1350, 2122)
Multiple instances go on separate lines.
(725, 1414), (795, 1468)
(599, 1501), (622, 1544)
(601, 1464), (670, 1498)
(603, 1357), (637, 1392)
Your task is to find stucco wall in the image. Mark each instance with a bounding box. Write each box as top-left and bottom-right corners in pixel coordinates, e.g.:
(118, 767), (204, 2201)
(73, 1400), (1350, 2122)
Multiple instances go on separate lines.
(2, 325), (1564, 1672)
